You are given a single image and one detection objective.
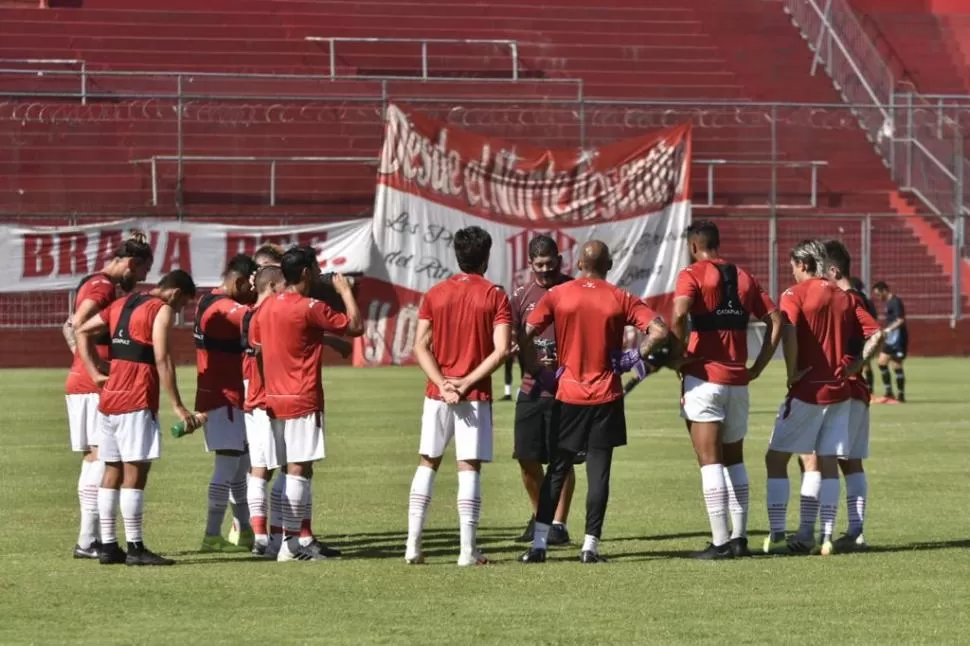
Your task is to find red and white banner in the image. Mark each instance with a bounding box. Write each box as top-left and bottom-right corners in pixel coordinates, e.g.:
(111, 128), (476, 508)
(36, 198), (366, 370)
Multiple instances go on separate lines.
(356, 103), (692, 366)
(0, 218), (374, 292)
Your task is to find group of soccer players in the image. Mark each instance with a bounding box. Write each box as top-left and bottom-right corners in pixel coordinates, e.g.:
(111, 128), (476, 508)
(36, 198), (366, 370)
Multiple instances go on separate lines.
(61, 220), (904, 567)
(64, 234), (363, 565)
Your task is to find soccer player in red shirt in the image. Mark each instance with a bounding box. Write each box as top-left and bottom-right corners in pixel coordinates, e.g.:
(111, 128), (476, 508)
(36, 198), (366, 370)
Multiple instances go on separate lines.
(671, 221), (781, 559)
(405, 226), (512, 567)
(509, 235), (576, 546)
(75, 269), (199, 566)
(520, 240), (669, 564)
(63, 233), (153, 559)
(241, 264), (284, 556)
(763, 241), (882, 556)
(195, 254), (259, 553)
(250, 246), (363, 562)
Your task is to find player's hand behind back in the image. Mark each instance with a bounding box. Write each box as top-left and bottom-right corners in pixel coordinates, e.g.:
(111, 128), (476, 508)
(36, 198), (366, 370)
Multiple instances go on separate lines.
(440, 380), (461, 405)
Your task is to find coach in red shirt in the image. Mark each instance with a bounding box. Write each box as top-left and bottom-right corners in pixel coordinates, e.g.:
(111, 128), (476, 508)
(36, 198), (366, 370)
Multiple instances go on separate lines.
(250, 246), (362, 562)
(520, 240), (669, 564)
(404, 226), (512, 567)
(763, 240), (882, 557)
(671, 221), (781, 559)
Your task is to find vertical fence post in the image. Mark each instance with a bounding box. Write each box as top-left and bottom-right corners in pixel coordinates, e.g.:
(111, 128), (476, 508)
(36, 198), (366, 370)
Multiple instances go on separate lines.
(150, 157), (158, 207)
(862, 214), (872, 291)
(953, 130), (964, 325)
(421, 41), (428, 80)
(905, 92), (914, 189)
(888, 91), (895, 173)
(768, 104), (779, 301)
(176, 74), (184, 220)
(380, 79), (388, 120)
(578, 81), (586, 149)
(270, 161), (277, 207)
(80, 60), (87, 106)
(329, 38), (336, 79)
(510, 42), (519, 81)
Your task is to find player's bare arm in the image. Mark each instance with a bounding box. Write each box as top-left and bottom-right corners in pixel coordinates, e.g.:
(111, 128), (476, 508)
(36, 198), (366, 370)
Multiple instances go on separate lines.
(638, 317), (670, 360)
(413, 318), (459, 404)
(748, 309), (782, 381)
(75, 313), (110, 386)
(332, 274), (364, 336)
(153, 304), (198, 431)
(670, 295), (692, 352)
(781, 321), (808, 387)
(847, 329), (885, 377)
(65, 298), (104, 354)
(448, 323), (512, 397)
(62, 317), (77, 353)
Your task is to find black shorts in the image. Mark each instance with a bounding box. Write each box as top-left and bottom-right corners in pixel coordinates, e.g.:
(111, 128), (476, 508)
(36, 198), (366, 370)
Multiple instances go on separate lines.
(883, 343), (907, 361)
(559, 399), (627, 454)
(513, 394), (559, 463)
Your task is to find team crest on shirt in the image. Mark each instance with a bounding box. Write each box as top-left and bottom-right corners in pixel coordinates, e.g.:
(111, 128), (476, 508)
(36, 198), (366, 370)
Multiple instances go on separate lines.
(506, 229), (577, 290)
(581, 280), (596, 288)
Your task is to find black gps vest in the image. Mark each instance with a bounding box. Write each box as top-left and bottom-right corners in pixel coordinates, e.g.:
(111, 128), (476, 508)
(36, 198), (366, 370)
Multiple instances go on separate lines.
(689, 263), (750, 332)
(240, 309), (256, 356)
(110, 294), (157, 365)
(194, 292), (244, 355)
(76, 273), (113, 347)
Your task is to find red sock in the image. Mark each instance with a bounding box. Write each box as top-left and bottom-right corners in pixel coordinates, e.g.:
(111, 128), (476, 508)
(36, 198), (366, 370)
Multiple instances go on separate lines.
(252, 515), (267, 536)
(300, 518), (313, 538)
(270, 525), (283, 535)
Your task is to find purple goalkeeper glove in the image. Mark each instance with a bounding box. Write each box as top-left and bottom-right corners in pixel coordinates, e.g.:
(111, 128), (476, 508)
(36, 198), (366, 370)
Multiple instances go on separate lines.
(612, 349), (648, 380)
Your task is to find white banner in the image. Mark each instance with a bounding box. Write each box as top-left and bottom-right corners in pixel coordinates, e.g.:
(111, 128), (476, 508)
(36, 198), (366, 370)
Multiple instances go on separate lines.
(0, 218), (374, 292)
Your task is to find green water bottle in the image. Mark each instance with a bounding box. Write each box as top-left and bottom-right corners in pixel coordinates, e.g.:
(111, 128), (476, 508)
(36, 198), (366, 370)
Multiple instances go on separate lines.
(170, 413), (205, 439)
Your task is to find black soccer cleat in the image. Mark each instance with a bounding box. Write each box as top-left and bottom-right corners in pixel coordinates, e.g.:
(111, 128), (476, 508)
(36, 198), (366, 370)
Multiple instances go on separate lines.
(691, 543), (735, 560)
(99, 542), (127, 565)
(579, 550), (608, 564)
(897, 393), (906, 403)
(74, 541), (101, 560)
(519, 548), (547, 563)
(126, 543), (175, 566)
(304, 539), (342, 559)
(572, 450), (587, 465)
(547, 524), (571, 546)
(729, 537), (752, 558)
(515, 517), (535, 543)
(251, 543), (267, 557)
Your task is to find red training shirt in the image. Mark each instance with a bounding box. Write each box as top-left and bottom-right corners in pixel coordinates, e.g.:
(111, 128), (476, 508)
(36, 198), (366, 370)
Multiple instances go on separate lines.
(510, 274), (572, 398)
(65, 273), (119, 395)
(242, 303), (265, 412)
(194, 288), (248, 412)
(527, 277), (659, 405)
(98, 295), (166, 415)
(250, 291), (349, 420)
(417, 273), (512, 402)
(780, 278), (880, 405)
(675, 259), (776, 386)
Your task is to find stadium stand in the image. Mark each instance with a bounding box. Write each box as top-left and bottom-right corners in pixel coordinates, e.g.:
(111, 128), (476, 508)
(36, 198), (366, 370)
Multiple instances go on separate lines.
(1, 0), (969, 366)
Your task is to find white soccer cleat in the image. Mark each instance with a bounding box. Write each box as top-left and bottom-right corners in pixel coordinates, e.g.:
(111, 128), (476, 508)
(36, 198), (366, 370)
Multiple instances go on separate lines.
(404, 552), (425, 565)
(457, 550), (489, 567)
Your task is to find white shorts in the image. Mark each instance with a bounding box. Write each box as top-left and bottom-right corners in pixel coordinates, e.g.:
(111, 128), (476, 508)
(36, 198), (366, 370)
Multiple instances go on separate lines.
(66, 393), (103, 452)
(419, 398), (493, 462)
(270, 412), (325, 464)
(846, 399), (870, 460)
(679, 375), (749, 444)
(245, 407), (282, 469)
(768, 398), (850, 457)
(203, 406), (247, 453)
(99, 409), (161, 463)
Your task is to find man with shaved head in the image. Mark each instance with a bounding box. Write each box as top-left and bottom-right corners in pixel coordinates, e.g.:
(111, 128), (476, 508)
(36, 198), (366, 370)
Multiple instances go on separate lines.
(519, 240), (670, 563)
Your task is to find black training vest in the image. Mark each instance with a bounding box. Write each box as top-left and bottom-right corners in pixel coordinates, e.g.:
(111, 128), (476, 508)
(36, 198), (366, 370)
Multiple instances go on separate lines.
(76, 273), (113, 347)
(240, 309), (256, 356)
(689, 263), (750, 332)
(194, 292), (244, 355)
(110, 294), (157, 365)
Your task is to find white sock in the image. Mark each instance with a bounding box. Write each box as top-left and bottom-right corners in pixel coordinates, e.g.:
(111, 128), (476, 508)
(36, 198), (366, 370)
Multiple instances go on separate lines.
(581, 534), (600, 553)
(532, 522), (551, 550)
(299, 485), (314, 547)
(98, 487), (119, 544)
(844, 472), (868, 536)
(798, 471), (822, 537)
(206, 454), (239, 537)
(269, 473), (285, 535)
(406, 466), (435, 556)
(504, 384), (512, 396)
(766, 478), (789, 535)
(283, 474), (309, 546)
(247, 475), (268, 541)
(819, 477), (840, 540)
(78, 460), (103, 548)
(229, 453), (251, 532)
(120, 488), (145, 544)
(724, 463), (749, 540)
(457, 470), (481, 554)
(700, 463), (730, 546)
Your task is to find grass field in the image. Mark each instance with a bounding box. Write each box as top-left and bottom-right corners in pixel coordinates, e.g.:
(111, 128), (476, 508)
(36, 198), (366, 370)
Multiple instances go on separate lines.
(0, 360), (968, 645)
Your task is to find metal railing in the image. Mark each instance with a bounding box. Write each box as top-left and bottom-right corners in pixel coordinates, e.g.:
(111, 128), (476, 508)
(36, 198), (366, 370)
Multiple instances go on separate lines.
(0, 58), (87, 104)
(305, 36), (520, 81)
(130, 154), (828, 209)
